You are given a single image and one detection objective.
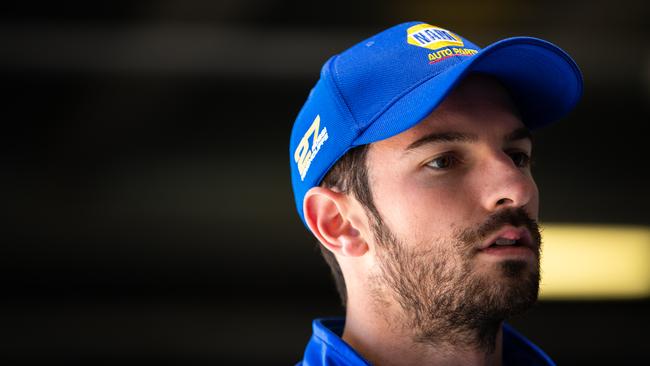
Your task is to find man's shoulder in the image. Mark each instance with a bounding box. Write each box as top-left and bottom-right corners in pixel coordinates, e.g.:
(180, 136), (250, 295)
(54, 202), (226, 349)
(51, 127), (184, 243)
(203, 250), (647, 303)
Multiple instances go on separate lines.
(298, 318), (555, 366)
(503, 323), (556, 366)
(298, 318), (370, 366)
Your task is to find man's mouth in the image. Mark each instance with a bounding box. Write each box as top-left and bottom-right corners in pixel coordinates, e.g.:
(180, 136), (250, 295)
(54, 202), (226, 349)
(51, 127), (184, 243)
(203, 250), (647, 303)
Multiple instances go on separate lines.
(493, 238), (519, 246)
(478, 226), (536, 252)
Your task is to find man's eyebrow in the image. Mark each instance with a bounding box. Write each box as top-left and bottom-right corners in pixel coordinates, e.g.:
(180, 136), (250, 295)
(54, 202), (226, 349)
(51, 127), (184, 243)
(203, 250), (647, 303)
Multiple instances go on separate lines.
(404, 127), (533, 153)
(505, 127), (533, 143)
(405, 132), (478, 152)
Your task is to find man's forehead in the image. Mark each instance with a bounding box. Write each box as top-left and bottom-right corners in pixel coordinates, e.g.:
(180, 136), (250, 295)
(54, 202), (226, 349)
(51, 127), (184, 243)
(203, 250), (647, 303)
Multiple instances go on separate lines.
(436, 74), (520, 114)
(373, 75), (524, 150)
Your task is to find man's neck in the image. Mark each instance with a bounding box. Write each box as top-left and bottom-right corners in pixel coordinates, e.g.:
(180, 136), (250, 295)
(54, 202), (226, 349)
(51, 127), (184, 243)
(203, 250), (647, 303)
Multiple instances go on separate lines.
(341, 304), (504, 366)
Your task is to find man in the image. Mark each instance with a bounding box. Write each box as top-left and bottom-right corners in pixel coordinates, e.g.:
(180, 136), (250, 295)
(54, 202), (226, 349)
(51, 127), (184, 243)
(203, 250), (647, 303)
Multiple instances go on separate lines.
(289, 21), (582, 366)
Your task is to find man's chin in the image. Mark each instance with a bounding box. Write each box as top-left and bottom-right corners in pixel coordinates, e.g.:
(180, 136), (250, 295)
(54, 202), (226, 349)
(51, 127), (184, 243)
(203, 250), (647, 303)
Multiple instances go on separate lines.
(465, 260), (540, 314)
(474, 257), (538, 278)
(500, 259), (536, 278)
(484, 263), (540, 316)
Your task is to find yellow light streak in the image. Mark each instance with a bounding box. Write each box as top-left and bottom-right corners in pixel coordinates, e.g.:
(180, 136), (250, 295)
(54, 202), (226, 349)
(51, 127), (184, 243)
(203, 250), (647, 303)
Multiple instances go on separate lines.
(539, 224), (650, 300)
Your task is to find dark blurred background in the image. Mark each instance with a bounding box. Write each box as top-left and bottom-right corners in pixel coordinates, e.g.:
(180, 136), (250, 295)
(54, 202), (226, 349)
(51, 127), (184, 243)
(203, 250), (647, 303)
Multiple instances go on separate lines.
(1, 1), (649, 365)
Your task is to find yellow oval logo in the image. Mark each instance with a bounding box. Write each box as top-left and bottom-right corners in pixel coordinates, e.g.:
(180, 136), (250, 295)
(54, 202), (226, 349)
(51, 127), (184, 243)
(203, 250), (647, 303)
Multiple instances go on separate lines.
(407, 24), (464, 50)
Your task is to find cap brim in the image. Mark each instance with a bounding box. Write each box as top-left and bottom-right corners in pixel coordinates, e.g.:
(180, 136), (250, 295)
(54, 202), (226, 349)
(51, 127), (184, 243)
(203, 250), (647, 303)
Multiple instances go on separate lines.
(353, 37), (583, 145)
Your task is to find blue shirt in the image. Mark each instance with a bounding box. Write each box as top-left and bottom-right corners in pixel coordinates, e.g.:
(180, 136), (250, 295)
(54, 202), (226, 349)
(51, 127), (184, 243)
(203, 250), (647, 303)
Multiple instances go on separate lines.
(298, 318), (555, 366)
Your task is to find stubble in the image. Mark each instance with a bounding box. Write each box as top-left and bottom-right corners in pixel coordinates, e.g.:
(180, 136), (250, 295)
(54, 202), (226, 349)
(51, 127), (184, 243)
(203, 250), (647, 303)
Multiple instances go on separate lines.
(368, 207), (542, 353)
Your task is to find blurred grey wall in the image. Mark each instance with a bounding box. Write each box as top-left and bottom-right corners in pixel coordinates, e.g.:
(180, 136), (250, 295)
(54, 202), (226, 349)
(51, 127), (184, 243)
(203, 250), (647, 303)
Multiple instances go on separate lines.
(1, 1), (649, 364)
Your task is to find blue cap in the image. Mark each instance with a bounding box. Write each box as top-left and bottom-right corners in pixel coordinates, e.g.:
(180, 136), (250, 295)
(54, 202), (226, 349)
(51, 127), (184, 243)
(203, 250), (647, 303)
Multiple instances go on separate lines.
(289, 21), (583, 224)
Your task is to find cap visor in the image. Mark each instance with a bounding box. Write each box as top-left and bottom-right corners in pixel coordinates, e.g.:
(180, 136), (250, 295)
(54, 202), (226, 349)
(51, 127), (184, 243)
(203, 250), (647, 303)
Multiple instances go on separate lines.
(353, 37), (583, 145)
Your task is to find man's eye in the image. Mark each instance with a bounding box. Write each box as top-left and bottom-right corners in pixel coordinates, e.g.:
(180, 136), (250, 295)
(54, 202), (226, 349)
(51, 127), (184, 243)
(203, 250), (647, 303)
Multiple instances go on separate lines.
(425, 154), (458, 170)
(509, 151), (532, 168)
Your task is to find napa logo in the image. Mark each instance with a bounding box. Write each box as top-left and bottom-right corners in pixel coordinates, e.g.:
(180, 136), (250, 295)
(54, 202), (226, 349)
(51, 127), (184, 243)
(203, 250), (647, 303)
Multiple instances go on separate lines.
(407, 24), (464, 50)
(294, 114), (329, 181)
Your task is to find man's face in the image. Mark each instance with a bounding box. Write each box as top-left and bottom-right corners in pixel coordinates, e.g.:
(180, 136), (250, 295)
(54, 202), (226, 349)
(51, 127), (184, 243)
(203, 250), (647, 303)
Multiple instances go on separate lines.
(362, 75), (541, 347)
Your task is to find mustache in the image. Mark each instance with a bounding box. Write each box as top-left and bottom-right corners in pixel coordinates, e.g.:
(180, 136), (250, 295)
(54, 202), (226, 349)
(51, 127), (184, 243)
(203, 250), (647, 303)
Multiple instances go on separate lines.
(459, 207), (541, 248)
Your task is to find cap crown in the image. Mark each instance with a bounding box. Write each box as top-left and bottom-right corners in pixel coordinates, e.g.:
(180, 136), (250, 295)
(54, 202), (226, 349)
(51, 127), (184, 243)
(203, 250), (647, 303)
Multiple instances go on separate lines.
(289, 21), (582, 225)
(290, 22), (480, 219)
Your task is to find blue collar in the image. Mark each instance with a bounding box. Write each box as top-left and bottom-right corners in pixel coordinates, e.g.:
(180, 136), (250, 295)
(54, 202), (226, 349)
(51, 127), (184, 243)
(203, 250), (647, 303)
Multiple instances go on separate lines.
(298, 317), (556, 366)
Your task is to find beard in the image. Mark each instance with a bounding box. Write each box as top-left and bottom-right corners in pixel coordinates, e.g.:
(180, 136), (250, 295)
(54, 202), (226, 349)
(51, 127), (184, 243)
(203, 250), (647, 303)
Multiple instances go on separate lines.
(368, 207), (541, 353)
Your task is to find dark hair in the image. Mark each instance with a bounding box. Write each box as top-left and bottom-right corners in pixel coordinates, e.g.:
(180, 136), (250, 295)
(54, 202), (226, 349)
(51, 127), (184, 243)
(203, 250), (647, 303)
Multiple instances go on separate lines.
(318, 144), (381, 306)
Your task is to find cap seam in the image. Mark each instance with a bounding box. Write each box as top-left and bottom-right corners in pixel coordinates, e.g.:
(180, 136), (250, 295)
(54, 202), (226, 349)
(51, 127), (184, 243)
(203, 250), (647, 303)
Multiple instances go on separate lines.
(327, 55), (361, 132)
(357, 61), (452, 137)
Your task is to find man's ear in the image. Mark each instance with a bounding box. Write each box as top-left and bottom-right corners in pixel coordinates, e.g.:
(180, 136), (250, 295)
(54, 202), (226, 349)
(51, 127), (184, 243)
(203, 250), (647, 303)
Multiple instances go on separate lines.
(303, 187), (368, 257)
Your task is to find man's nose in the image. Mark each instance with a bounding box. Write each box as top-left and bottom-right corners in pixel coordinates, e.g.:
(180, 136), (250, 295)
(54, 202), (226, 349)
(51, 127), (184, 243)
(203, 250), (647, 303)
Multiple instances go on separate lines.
(479, 151), (537, 212)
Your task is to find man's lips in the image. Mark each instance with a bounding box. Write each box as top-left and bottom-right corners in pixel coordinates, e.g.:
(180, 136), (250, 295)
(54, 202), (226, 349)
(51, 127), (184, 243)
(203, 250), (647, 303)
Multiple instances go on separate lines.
(478, 226), (535, 250)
